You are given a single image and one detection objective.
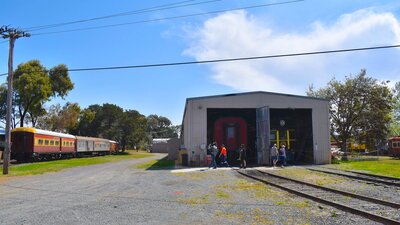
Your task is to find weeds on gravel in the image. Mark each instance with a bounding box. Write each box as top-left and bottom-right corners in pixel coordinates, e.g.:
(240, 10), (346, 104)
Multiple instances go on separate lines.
(173, 171), (209, 180)
(214, 190), (230, 199)
(177, 195), (210, 204)
(215, 208), (274, 225)
(272, 167), (346, 186)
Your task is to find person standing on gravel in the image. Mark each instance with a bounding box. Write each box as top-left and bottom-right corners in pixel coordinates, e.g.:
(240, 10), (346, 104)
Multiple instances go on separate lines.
(209, 142), (218, 169)
(219, 144), (230, 167)
(239, 144), (247, 169)
(270, 143), (278, 167)
(279, 144), (286, 168)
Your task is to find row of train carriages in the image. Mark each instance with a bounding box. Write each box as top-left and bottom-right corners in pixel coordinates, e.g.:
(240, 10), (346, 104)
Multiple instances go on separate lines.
(8, 127), (119, 162)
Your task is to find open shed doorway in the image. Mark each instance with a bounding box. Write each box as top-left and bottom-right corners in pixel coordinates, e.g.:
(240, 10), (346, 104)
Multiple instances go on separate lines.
(269, 109), (314, 164)
(207, 108), (257, 166)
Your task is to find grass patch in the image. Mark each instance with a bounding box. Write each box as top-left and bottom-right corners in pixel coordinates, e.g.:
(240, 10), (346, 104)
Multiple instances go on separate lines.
(214, 190), (230, 199)
(136, 157), (175, 170)
(324, 157), (400, 178)
(177, 195), (210, 204)
(0, 151), (153, 176)
(273, 167), (346, 186)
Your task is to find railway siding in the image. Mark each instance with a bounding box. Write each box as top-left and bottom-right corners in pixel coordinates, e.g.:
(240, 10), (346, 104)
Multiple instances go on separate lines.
(238, 169), (400, 224)
(307, 167), (400, 187)
(270, 167), (400, 205)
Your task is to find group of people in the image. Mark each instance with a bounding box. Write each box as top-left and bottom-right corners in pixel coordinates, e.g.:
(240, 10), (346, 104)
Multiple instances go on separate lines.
(208, 142), (247, 169)
(270, 143), (286, 168)
(207, 142), (286, 169)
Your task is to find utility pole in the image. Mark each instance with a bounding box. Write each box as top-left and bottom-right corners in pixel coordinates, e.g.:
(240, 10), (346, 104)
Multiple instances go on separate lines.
(1, 26), (30, 174)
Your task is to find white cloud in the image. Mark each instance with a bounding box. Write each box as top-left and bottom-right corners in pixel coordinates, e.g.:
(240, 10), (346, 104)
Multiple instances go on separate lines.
(184, 9), (400, 94)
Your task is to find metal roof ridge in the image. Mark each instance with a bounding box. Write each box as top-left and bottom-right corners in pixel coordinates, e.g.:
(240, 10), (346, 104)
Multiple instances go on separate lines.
(186, 91), (328, 101)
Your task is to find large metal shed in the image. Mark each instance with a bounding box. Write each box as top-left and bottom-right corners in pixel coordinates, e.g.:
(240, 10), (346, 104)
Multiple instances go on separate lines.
(180, 91), (331, 166)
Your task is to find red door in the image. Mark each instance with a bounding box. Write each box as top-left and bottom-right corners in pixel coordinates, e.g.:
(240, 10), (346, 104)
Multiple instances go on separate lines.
(214, 117), (247, 164)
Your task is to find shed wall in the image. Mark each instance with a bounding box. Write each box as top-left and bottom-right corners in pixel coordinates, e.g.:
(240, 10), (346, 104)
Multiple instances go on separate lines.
(183, 93), (330, 166)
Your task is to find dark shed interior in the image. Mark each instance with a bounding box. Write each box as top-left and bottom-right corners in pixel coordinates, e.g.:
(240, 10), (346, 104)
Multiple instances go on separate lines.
(207, 108), (314, 166)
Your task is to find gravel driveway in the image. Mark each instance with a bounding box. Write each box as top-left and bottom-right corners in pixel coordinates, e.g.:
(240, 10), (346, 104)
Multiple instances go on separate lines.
(0, 155), (383, 225)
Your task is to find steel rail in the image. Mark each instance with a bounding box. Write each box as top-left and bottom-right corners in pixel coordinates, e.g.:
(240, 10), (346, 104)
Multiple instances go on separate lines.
(256, 170), (400, 208)
(237, 170), (400, 225)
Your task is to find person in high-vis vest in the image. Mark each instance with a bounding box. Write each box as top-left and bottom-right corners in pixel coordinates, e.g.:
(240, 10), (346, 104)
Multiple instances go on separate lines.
(219, 144), (230, 167)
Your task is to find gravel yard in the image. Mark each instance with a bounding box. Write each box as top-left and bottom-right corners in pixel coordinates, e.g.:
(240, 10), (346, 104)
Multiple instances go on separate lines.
(268, 166), (400, 204)
(0, 155), (388, 224)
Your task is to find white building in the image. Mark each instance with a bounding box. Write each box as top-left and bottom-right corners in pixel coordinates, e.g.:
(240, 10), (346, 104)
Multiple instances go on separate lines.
(181, 91), (331, 166)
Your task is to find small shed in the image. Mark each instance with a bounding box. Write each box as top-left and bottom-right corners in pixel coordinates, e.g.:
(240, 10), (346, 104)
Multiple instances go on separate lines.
(150, 137), (180, 160)
(180, 91), (331, 166)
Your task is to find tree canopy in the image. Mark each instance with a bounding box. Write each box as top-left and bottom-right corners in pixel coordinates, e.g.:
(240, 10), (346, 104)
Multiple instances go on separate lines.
(390, 81), (400, 136)
(147, 114), (179, 138)
(0, 60), (74, 127)
(307, 70), (394, 151)
(37, 102), (81, 133)
(71, 104), (151, 150)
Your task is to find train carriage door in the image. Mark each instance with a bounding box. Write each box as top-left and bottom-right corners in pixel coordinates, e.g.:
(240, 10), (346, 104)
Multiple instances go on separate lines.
(224, 124), (239, 155)
(214, 117), (247, 165)
(256, 106), (270, 165)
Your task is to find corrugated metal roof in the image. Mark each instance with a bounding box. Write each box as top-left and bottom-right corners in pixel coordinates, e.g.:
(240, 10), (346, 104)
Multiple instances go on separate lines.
(186, 91), (328, 102)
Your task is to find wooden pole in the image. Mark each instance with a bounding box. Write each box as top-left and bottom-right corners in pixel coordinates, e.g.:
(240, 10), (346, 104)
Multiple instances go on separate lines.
(1, 27), (30, 174)
(3, 36), (15, 175)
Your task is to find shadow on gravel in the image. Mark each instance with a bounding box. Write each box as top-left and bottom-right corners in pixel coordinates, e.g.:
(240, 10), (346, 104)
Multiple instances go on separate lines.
(144, 156), (175, 171)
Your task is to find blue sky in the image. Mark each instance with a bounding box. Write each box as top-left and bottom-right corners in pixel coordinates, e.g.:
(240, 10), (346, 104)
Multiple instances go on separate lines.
(1, 0), (400, 125)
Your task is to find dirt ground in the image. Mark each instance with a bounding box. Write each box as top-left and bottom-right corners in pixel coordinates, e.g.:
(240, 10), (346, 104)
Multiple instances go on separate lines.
(0, 154), (383, 225)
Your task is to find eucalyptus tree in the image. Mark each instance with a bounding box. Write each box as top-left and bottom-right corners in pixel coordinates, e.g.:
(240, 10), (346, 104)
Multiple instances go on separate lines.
(10, 60), (73, 127)
(307, 70), (394, 151)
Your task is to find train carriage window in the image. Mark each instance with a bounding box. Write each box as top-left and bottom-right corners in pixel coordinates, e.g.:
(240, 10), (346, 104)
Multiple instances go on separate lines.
(55, 141), (59, 146)
(38, 139), (44, 145)
(45, 140), (49, 145)
(50, 140), (54, 146)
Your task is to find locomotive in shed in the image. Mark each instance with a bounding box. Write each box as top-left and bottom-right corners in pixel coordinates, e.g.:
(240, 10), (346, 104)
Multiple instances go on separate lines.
(11, 127), (119, 162)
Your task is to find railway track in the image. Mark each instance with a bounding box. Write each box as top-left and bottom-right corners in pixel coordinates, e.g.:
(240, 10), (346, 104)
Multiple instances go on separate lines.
(306, 167), (400, 188)
(237, 169), (400, 225)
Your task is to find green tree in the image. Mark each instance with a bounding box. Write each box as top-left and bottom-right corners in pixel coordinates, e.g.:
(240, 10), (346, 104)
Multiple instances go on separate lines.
(147, 114), (178, 138)
(307, 70), (394, 151)
(0, 84), (18, 128)
(120, 110), (148, 151)
(97, 103), (124, 140)
(37, 102), (81, 133)
(74, 104), (102, 137)
(73, 107), (97, 136)
(390, 81), (400, 136)
(74, 104), (124, 141)
(11, 60), (74, 127)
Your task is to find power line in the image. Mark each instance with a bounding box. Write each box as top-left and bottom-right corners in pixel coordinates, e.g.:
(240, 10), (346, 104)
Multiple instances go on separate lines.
(31, 0), (304, 36)
(25, 0), (222, 31)
(1, 44), (399, 76)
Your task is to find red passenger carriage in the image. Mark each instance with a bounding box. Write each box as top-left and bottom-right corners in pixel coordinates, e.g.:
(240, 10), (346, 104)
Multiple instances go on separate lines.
(388, 136), (400, 158)
(11, 127), (76, 161)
